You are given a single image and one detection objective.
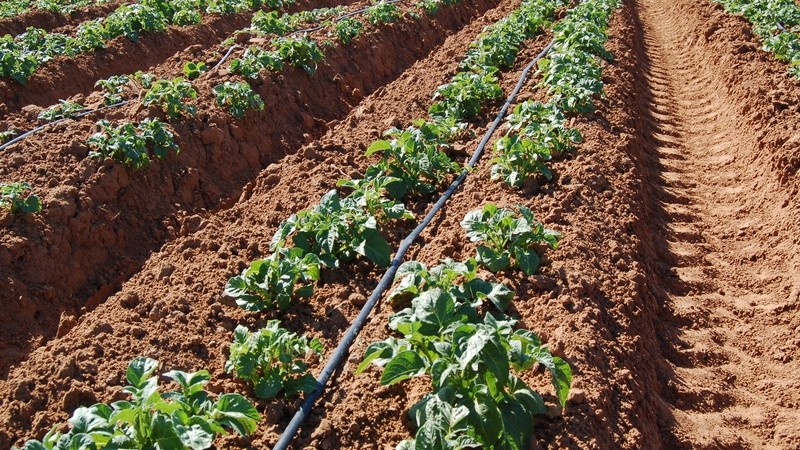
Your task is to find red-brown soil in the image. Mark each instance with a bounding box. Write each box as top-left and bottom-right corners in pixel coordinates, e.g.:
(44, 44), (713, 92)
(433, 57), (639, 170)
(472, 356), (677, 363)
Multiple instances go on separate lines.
(1, 0), (800, 448)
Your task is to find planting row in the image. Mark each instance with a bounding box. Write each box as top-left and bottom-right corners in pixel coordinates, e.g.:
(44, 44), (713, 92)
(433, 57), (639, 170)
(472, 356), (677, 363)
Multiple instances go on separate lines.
(0, 0), (111, 19)
(0, 0), (298, 84)
(354, 0), (620, 448)
(714, 0), (800, 78)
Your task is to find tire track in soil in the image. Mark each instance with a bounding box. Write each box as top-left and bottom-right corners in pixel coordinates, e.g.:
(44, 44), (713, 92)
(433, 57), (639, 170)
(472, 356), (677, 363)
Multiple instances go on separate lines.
(0, 0), (526, 446)
(634, 0), (800, 448)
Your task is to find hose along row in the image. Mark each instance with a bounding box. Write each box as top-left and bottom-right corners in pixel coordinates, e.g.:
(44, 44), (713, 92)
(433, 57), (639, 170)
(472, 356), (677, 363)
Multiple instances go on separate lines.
(0, 0), (404, 152)
(270, 5), (573, 450)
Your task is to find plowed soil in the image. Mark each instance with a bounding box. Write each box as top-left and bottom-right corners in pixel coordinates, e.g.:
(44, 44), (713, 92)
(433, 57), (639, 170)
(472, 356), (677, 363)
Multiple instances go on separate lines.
(2, 0), (800, 448)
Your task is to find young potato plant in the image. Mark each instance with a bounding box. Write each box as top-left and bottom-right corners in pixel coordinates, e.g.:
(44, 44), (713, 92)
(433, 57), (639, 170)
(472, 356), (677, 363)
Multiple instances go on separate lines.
(332, 17), (364, 45)
(143, 78), (198, 118)
(14, 357), (260, 450)
(537, 0), (618, 113)
(95, 75), (131, 105)
(274, 36), (324, 75)
(460, 203), (560, 275)
(87, 118), (179, 168)
(224, 247), (321, 311)
(226, 321), (323, 399)
(387, 258), (513, 311)
(367, 1), (401, 24)
(230, 46), (284, 79)
(337, 171), (415, 222)
(428, 71), (503, 120)
(366, 119), (462, 198)
(182, 61), (208, 80)
(270, 189), (392, 268)
(490, 100), (582, 187)
(37, 100), (87, 122)
(1, 182), (42, 214)
(1, 129), (18, 144)
(358, 277), (571, 449)
(250, 10), (292, 35)
(212, 81), (265, 119)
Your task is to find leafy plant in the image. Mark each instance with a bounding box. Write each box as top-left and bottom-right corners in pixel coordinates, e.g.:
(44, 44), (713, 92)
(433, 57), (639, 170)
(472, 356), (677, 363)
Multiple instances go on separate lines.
(0, 36), (39, 84)
(230, 46), (284, 79)
(429, 71), (503, 120)
(270, 189), (392, 268)
(367, 1), (400, 24)
(1, 129), (18, 143)
(143, 78), (198, 118)
(226, 322), (323, 399)
(212, 81), (265, 119)
(37, 100), (86, 122)
(387, 258), (513, 311)
(250, 10), (291, 35)
(274, 36), (324, 75)
(104, 3), (167, 41)
(0, 182), (42, 214)
(87, 118), (179, 168)
(358, 280), (571, 449)
(95, 75), (130, 105)
(332, 17), (363, 44)
(224, 247), (321, 311)
(460, 203), (560, 275)
(182, 61), (208, 80)
(366, 119), (462, 198)
(14, 357), (260, 450)
(337, 172), (415, 222)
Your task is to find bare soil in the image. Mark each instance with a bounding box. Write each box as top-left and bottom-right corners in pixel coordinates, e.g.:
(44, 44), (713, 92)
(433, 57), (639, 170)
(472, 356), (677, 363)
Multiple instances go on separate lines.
(1, 0), (799, 448)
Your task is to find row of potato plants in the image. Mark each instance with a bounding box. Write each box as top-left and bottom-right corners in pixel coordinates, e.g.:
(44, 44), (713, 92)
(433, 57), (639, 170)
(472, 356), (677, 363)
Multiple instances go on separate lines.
(714, 0), (800, 78)
(224, 0), (572, 448)
(5, 1), (462, 448)
(491, 0), (619, 189)
(358, 0), (622, 446)
(0, 0), (110, 19)
(0, 0), (298, 84)
(0, 0), (420, 219)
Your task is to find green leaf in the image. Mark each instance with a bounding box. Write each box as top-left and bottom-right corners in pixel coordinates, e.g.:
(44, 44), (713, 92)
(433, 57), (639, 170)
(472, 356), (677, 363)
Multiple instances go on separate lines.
(212, 394), (260, 436)
(513, 245), (540, 275)
(126, 357), (159, 388)
(380, 350), (426, 386)
(150, 414), (184, 450)
(359, 228), (391, 267)
(476, 245), (509, 272)
(366, 140), (392, 155)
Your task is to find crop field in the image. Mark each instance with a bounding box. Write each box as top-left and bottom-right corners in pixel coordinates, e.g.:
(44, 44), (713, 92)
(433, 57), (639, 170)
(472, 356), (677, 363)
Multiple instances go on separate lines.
(1, 0), (799, 448)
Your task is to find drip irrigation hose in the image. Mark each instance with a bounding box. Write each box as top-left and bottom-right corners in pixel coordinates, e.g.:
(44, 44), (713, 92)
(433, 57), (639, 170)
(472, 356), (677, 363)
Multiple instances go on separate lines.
(271, 38), (556, 450)
(0, 100), (130, 151)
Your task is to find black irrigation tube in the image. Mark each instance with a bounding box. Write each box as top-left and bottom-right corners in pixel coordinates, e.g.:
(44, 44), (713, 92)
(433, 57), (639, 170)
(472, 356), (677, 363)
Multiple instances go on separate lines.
(0, 0), (404, 152)
(0, 100), (130, 151)
(271, 38), (557, 450)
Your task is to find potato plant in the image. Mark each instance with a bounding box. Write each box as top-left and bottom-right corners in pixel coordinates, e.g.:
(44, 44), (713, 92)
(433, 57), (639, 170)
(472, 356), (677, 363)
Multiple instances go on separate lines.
(224, 247), (321, 311)
(460, 203), (560, 275)
(1, 182), (42, 215)
(226, 322), (323, 399)
(212, 81), (265, 119)
(13, 357), (260, 450)
(87, 118), (179, 168)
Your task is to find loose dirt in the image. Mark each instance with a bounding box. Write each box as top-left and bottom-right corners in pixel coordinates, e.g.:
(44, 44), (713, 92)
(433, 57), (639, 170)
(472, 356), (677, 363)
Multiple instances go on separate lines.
(1, 0), (799, 448)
